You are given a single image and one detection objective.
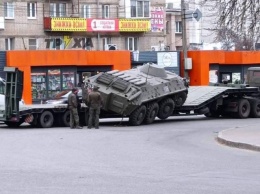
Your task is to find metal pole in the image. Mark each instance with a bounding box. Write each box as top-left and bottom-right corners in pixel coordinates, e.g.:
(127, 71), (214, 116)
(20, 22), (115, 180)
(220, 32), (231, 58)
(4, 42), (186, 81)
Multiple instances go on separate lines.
(181, 0), (188, 79)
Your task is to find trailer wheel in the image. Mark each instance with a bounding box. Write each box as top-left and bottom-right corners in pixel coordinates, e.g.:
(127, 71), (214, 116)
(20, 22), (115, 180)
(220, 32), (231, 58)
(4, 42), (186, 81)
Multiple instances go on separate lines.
(249, 99), (260, 118)
(144, 102), (159, 124)
(62, 110), (70, 127)
(129, 105), (147, 126)
(175, 92), (187, 107)
(4, 121), (23, 128)
(237, 99), (250, 118)
(38, 111), (54, 128)
(158, 98), (175, 120)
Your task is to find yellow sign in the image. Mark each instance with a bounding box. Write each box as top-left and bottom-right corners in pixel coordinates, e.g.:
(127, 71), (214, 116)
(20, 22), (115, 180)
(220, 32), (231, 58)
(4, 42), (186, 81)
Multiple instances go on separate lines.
(51, 18), (87, 31)
(119, 19), (150, 32)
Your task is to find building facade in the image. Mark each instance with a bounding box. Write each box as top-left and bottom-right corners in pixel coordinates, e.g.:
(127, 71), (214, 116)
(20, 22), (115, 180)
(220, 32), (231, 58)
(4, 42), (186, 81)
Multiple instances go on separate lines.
(0, 0), (185, 52)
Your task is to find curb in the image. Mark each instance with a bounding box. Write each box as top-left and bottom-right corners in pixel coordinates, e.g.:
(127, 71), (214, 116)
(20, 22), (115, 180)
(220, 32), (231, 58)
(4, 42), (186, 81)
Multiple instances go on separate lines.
(217, 131), (260, 152)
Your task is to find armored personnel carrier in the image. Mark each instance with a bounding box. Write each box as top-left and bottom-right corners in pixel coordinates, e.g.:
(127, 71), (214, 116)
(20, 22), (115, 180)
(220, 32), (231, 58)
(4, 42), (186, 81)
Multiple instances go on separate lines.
(86, 63), (189, 126)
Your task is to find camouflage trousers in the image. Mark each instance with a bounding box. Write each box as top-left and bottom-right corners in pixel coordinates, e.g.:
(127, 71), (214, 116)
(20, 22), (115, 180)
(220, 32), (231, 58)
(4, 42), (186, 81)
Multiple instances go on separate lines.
(69, 108), (79, 128)
(88, 107), (100, 128)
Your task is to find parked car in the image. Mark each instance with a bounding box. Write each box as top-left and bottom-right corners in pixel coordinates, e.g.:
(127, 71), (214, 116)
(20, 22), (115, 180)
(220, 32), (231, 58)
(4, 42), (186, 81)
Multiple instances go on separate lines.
(45, 88), (83, 104)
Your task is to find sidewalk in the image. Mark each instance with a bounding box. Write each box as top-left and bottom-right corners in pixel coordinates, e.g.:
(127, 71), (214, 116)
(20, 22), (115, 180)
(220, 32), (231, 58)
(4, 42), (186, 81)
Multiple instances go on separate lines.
(217, 125), (260, 152)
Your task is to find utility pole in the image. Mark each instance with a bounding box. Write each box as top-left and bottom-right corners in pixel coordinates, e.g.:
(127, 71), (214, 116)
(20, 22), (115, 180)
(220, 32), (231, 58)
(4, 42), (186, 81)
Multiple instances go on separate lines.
(181, 0), (189, 79)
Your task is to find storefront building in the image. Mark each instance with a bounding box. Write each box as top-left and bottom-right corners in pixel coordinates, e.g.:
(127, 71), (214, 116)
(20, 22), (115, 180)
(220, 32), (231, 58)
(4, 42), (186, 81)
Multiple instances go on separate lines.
(6, 50), (131, 104)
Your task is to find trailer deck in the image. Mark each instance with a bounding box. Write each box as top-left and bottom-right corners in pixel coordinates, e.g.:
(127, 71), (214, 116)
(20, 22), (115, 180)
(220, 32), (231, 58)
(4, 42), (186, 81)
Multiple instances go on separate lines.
(176, 86), (259, 111)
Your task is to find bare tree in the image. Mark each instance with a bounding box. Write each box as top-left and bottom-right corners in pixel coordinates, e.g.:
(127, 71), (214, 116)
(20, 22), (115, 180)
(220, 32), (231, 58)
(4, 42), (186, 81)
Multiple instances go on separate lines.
(200, 0), (260, 50)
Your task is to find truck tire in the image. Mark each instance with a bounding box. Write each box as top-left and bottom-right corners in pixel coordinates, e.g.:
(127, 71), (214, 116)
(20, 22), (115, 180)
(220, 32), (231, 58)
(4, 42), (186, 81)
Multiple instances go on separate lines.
(38, 111), (54, 128)
(237, 99), (250, 118)
(249, 99), (260, 118)
(144, 102), (159, 124)
(158, 98), (175, 120)
(62, 110), (70, 127)
(175, 92), (187, 107)
(129, 105), (147, 126)
(4, 121), (23, 128)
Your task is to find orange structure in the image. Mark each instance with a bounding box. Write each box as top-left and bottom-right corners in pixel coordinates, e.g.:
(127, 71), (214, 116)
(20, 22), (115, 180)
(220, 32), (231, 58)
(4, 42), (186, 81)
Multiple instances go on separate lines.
(6, 50), (131, 104)
(186, 51), (260, 86)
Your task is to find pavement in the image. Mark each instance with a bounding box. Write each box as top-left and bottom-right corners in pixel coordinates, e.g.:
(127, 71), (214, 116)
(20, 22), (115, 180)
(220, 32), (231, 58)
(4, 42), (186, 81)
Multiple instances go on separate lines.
(217, 125), (260, 152)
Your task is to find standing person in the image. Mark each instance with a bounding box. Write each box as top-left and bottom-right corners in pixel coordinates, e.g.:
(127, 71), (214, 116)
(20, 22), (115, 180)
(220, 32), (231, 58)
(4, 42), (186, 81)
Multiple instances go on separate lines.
(87, 86), (103, 129)
(68, 88), (82, 129)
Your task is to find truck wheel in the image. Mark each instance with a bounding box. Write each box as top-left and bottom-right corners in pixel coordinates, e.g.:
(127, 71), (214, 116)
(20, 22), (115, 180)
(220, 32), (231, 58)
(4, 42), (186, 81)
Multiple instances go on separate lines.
(144, 102), (159, 124)
(129, 105), (147, 126)
(158, 98), (175, 120)
(38, 111), (54, 128)
(4, 121), (23, 128)
(249, 99), (260, 118)
(62, 110), (70, 127)
(175, 92), (187, 107)
(237, 99), (250, 118)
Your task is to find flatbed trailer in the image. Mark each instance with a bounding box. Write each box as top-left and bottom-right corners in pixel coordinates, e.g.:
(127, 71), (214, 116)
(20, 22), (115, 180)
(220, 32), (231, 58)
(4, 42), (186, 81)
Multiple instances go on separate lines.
(174, 85), (260, 118)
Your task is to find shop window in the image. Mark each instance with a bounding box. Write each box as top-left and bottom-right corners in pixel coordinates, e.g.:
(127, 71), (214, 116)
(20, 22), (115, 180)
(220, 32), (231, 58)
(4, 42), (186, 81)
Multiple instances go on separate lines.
(4, 2), (14, 19)
(0, 78), (5, 95)
(27, 2), (37, 19)
(62, 72), (75, 90)
(50, 3), (66, 17)
(31, 72), (47, 100)
(29, 39), (37, 50)
(126, 37), (138, 51)
(48, 69), (61, 98)
(102, 5), (109, 18)
(5, 38), (14, 50)
(80, 4), (90, 18)
(130, 0), (150, 18)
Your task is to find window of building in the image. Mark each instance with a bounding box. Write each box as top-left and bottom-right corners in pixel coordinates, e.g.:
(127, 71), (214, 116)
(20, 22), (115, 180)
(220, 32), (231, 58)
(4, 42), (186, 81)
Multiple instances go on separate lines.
(81, 38), (93, 50)
(102, 5), (109, 18)
(130, 0), (150, 18)
(102, 37), (112, 50)
(5, 38), (14, 50)
(80, 4), (90, 18)
(4, 2), (14, 19)
(176, 21), (182, 33)
(29, 39), (37, 50)
(49, 38), (65, 50)
(166, 21), (170, 34)
(27, 2), (37, 18)
(126, 37), (138, 51)
(50, 3), (66, 17)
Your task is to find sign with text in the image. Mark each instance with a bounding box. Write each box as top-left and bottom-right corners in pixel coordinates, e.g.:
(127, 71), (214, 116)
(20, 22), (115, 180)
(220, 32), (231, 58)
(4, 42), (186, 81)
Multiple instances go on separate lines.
(119, 19), (150, 32)
(157, 52), (178, 67)
(88, 19), (119, 31)
(51, 18), (87, 31)
(151, 7), (164, 32)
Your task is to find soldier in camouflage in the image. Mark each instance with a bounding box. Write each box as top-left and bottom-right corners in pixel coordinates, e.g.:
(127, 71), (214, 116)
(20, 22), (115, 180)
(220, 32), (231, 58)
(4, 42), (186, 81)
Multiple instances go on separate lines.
(68, 88), (82, 129)
(87, 86), (103, 129)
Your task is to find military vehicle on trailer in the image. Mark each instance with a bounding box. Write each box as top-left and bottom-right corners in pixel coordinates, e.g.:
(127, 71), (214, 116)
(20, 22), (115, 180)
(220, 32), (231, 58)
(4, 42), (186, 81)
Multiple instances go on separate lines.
(85, 63), (189, 126)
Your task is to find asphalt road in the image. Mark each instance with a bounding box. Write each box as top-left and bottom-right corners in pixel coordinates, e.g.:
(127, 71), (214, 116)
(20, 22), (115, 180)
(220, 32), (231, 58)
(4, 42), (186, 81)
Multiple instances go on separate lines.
(0, 116), (260, 194)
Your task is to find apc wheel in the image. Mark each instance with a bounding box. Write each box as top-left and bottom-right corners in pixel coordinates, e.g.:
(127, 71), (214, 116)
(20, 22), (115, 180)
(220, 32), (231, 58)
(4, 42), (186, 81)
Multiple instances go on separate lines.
(129, 105), (147, 126)
(175, 92), (187, 107)
(4, 121), (23, 128)
(237, 99), (250, 118)
(38, 111), (54, 128)
(144, 102), (159, 124)
(62, 110), (70, 127)
(249, 99), (260, 118)
(158, 98), (175, 120)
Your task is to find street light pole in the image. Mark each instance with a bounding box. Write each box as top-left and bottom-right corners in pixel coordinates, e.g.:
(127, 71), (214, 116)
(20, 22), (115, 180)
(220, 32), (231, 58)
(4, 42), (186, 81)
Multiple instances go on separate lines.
(181, 0), (189, 79)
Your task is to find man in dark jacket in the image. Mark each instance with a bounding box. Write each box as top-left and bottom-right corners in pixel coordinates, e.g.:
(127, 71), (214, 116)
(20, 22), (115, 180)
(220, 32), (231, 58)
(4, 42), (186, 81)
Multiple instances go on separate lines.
(68, 88), (82, 129)
(87, 86), (103, 129)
